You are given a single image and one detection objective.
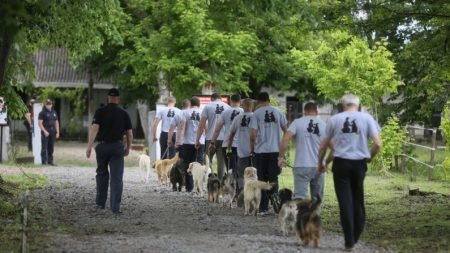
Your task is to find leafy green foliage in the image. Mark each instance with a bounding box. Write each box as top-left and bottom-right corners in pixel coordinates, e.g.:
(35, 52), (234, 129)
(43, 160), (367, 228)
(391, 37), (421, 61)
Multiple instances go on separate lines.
(371, 115), (407, 175)
(438, 102), (450, 180)
(291, 30), (402, 111)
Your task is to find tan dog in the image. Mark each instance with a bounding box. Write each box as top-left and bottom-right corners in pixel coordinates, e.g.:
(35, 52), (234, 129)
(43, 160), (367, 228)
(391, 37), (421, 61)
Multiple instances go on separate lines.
(243, 167), (274, 216)
(187, 155), (210, 196)
(154, 153), (180, 184)
(138, 153), (152, 183)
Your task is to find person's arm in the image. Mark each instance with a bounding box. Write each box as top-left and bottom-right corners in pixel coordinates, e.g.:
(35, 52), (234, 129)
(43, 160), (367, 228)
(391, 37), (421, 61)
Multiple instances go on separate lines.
(176, 120), (186, 148)
(228, 130), (236, 150)
(86, 124), (99, 158)
(278, 131), (294, 168)
(209, 122), (223, 151)
(368, 134), (382, 162)
(25, 112), (32, 125)
(196, 116), (207, 149)
(318, 137), (331, 173)
(124, 129), (133, 156)
(55, 120), (60, 139)
(151, 118), (161, 142)
(250, 128), (257, 154)
(168, 124), (175, 147)
(38, 119), (49, 137)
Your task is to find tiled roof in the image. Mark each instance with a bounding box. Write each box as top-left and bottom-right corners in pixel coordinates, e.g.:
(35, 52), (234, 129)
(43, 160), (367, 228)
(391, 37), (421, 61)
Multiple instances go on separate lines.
(33, 48), (114, 89)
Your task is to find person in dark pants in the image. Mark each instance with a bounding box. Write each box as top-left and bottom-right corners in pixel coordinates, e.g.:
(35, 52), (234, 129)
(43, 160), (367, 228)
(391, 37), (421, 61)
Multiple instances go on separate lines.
(177, 97), (204, 192)
(318, 94), (381, 251)
(249, 92), (287, 216)
(24, 98), (35, 152)
(86, 88), (133, 214)
(151, 97), (180, 159)
(168, 99), (191, 160)
(38, 99), (60, 165)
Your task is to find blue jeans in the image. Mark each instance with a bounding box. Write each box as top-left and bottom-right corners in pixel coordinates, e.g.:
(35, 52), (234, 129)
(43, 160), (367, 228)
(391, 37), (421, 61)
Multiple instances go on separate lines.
(293, 167), (324, 202)
(95, 142), (125, 212)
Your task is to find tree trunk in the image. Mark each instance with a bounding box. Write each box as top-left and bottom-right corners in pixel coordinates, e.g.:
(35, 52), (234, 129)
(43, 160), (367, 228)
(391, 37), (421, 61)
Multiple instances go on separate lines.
(0, 32), (12, 88)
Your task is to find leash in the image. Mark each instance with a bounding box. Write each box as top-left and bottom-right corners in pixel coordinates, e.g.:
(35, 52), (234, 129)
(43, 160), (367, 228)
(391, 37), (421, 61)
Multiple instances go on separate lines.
(161, 147), (169, 159)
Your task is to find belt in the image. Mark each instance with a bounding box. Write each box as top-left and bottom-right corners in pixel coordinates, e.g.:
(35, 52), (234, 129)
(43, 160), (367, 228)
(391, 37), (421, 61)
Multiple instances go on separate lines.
(98, 140), (121, 144)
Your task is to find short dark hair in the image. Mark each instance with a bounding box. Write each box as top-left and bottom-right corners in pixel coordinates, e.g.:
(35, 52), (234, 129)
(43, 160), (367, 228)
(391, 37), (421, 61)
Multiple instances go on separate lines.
(257, 92), (270, 102)
(230, 94), (241, 103)
(182, 99), (191, 109)
(211, 93), (221, 100)
(190, 97), (200, 107)
(304, 102), (318, 112)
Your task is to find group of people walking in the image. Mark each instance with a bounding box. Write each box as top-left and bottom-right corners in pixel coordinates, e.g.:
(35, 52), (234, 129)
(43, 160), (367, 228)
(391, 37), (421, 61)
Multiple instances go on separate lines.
(87, 89), (381, 251)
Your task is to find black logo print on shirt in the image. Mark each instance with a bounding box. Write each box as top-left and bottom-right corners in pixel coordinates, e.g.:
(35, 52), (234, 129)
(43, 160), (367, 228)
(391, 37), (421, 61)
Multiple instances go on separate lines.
(215, 104), (224, 114)
(342, 117), (358, 133)
(230, 110), (240, 121)
(167, 109), (175, 118)
(241, 115), (251, 127)
(307, 119), (320, 136)
(190, 111), (200, 121)
(264, 110), (276, 123)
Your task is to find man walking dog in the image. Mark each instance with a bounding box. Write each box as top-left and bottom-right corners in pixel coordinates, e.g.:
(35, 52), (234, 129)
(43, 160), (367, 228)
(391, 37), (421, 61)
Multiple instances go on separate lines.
(168, 99), (191, 159)
(151, 96), (180, 159)
(318, 94), (381, 251)
(86, 88), (133, 214)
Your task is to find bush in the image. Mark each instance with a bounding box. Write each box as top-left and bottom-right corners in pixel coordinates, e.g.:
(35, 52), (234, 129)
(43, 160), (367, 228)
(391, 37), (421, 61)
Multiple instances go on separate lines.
(371, 115), (406, 175)
(437, 101), (450, 180)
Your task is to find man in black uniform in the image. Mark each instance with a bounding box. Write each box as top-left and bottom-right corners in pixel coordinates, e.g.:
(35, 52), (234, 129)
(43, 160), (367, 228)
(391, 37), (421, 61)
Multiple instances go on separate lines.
(38, 99), (60, 165)
(86, 88), (133, 214)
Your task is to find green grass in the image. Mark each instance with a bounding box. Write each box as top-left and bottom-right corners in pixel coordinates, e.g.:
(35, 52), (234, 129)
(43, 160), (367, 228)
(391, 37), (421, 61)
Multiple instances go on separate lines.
(0, 173), (53, 252)
(278, 165), (450, 253)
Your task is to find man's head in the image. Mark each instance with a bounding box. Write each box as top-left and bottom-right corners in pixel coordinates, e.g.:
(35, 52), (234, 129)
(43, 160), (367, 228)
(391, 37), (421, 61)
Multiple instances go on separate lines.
(190, 97), (200, 107)
(304, 102), (318, 116)
(167, 96), (176, 106)
(182, 99), (191, 110)
(242, 98), (255, 112)
(340, 94), (360, 111)
(107, 88), (120, 104)
(230, 94), (241, 107)
(257, 92), (270, 103)
(211, 93), (221, 101)
(44, 99), (53, 110)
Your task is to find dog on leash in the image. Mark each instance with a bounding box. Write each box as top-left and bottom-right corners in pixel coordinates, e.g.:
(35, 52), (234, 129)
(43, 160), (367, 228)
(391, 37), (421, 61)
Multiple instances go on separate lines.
(243, 167), (274, 216)
(138, 153), (152, 183)
(221, 170), (236, 208)
(154, 152), (180, 184)
(187, 155), (210, 196)
(207, 173), (222, 203)
(170, 159), (185, 192)
(295, 195), (322, 248)
(277, 188), (303, 236)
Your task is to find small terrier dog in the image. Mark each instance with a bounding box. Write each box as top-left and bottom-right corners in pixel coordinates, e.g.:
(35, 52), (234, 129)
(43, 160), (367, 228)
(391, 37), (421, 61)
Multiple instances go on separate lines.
(207, 173), (222, 203)
(295, 195), (322, 248)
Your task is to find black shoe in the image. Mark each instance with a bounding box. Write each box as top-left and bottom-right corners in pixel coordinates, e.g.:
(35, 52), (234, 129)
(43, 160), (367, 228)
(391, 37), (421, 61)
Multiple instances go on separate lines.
(112, 210), (123, 215)
(49, 163), (57, 166)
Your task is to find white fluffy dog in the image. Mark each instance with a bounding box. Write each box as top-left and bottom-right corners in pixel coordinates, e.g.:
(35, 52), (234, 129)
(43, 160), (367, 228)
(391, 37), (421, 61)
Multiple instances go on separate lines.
(243, 167), (274, 216)
(187, 155), (210, 196)
(138, 153), (151, 183)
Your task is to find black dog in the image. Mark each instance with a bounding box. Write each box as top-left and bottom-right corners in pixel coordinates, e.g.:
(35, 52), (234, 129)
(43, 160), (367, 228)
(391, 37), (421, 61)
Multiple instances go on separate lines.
(170, 159), (185, 192)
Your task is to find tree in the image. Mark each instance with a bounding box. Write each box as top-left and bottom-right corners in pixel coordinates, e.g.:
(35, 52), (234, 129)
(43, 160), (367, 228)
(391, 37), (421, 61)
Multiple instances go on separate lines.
(290, 30), (402, 117)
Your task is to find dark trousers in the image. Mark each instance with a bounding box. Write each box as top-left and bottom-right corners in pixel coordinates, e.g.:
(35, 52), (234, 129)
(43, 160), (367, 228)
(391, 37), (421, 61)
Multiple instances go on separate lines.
(182, 144), (204, 192)
(255, 152), (280, 211)
(95, 142), (125, 212)
(237, 156), (255, 194)
(41, 128), (56, 164)
(25, 124), (32, 151)
(332, 157), (367, 247)
(205, 139), (226, 180)
(223, 147), (238, 194)
(160, 131), (176, 159)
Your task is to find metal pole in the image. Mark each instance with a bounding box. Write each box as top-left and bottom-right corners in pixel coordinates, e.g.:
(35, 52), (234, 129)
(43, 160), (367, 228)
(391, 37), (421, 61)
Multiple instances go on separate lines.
(0, 125), (3, 163)
(429, 128), (437, 180)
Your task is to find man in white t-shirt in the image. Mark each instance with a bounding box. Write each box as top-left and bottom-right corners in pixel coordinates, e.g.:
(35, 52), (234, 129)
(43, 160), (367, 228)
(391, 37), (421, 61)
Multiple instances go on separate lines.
(168, 99), (191, 159)
(278, 102), (327, 203)
(177, 97), (205, 192)
(228, 98), (254, 197)
(196, 93), (230, 180)
(210, 94), (243, 180)
(318, 94), (381, 251)
(151, 97), (181, 159)
(249, 92), (288, 215)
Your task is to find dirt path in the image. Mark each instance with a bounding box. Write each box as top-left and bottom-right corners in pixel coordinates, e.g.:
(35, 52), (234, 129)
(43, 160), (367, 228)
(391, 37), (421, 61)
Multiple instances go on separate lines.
(1, 165), (392, 253)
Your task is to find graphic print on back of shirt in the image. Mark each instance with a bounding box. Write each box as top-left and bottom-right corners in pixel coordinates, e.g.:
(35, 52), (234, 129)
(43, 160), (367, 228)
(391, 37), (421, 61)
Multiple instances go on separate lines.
(230, 110), (240, 122)
(167, 109), (175, 118)
(342, 117), (358, 133)
(190, 111), (200, 121)
(241, 115), (251, 127)
(215, 104), (224, 114)
(264, 110), (276, 123)
(306, 119), (321, 136)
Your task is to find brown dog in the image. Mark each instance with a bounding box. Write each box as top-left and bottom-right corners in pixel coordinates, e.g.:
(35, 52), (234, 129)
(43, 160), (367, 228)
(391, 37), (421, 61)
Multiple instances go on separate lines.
(295, 195), (322, 248)
(154, 152), (179, 184)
